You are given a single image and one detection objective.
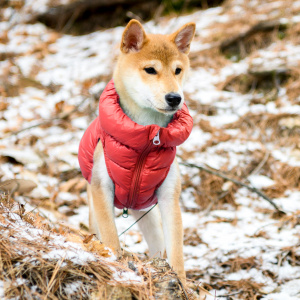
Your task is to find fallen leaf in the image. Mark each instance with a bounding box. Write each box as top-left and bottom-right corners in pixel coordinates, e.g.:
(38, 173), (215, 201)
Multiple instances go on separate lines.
(66, 234), (84, 247)
(0, 179), (37, 194)
(85, 241), (111, 257)
(83, 234), (94, 244)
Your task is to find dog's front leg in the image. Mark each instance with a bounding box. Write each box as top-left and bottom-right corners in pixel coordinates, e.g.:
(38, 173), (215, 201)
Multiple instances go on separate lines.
(157, 158), (185, 282)
(90, 142), (121, 253)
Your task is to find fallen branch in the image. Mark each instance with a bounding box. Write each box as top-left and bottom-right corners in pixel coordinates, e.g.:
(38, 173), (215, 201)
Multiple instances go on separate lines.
(179, 161), (285, 214)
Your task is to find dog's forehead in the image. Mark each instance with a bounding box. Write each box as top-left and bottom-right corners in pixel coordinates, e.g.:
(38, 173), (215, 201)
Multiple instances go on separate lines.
(145, 35), (180, 64)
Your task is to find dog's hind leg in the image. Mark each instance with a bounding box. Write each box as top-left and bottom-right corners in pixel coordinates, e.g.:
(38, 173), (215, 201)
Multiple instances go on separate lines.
(130, 206), (165, 258)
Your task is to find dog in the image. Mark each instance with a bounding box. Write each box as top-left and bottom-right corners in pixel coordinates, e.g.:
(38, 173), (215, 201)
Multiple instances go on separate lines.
(78, 19), (195, 281)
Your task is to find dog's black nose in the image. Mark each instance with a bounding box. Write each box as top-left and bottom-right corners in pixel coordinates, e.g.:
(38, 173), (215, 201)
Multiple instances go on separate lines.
(165, 93), (181, 107)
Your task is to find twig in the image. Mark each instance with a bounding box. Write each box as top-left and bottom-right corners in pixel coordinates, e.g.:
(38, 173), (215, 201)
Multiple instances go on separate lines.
(126, 11), (143, 24)
(175, 275), (189, 300)
(179, 161), (285, 214)
(3, 97), (89, 139)
(148, 268), (153, 299)
(253, 221), (277, 236)
(153, 3), (165, 25)
(62, 7), (81, 33)
(250, 151), (270, 176)
(217, 290), (244, 298)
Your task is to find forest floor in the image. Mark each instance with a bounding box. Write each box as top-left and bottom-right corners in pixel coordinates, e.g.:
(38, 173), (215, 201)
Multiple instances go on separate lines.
(0, 0), (300, 299)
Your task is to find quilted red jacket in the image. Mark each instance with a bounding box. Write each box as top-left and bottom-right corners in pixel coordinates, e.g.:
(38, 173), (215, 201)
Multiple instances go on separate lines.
(78, 80), (193, 210)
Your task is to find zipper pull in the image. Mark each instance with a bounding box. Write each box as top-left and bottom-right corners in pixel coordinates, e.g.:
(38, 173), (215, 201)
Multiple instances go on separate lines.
(153, 130), (160, 145)
(122, 208), (129, 218)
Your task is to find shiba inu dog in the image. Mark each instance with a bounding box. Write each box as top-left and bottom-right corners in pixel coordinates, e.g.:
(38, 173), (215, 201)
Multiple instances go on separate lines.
(78, 19), (195, 281)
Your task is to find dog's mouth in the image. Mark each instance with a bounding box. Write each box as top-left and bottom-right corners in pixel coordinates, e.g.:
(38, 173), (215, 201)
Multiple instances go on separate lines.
(146, 98), (179, 115)
(155, 107), (179, 114)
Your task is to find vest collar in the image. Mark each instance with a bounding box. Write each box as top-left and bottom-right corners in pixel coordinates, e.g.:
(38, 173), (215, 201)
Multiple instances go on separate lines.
(99, 79), (193, 150)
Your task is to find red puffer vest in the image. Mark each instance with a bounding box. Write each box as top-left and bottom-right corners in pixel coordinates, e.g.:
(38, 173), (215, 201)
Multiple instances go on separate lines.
(78, 80), (193, 210)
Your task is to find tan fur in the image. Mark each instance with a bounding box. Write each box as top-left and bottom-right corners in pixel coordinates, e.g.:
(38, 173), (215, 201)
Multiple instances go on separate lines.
(88, 20), (195, 282)
(156, 158), (185, 279)
(90, 142), (121, 252)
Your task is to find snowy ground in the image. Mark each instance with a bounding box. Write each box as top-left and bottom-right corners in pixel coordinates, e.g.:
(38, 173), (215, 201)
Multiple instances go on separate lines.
(1, 0), (300, 299)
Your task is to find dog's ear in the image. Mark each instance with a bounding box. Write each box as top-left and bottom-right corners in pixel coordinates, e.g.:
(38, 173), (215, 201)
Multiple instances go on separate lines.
(170, 22), (196, 54)
(121, 19), (147, 53)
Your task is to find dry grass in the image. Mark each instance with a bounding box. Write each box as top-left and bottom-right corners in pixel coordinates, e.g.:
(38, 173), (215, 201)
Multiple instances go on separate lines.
(0, 194), (205, 300)
(225, 112), (300, 145)
(220, 256), (257, 273)
(216, 279), (265, 299)
(284, 68), (300, 104)
(0, 194), (150, 300)
(196, 170), (237, 209)
(184, 228), (207, 247)
(181, 163), (237, 210)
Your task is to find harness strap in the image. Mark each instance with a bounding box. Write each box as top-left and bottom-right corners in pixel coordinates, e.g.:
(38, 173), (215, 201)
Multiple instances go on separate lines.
(118, 203), (158, 237)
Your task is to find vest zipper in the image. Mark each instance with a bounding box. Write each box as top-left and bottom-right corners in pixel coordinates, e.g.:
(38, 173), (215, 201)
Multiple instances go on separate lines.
(126, 130), (160, 209)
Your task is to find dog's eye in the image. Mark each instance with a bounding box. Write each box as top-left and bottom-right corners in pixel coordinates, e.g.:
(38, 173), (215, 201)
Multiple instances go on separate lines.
(144, 67), (157, 75)
(175, 68), (182, 75)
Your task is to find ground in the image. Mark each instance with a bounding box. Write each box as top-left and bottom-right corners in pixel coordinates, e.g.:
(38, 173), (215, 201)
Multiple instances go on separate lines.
(0, 0), (300, 299)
